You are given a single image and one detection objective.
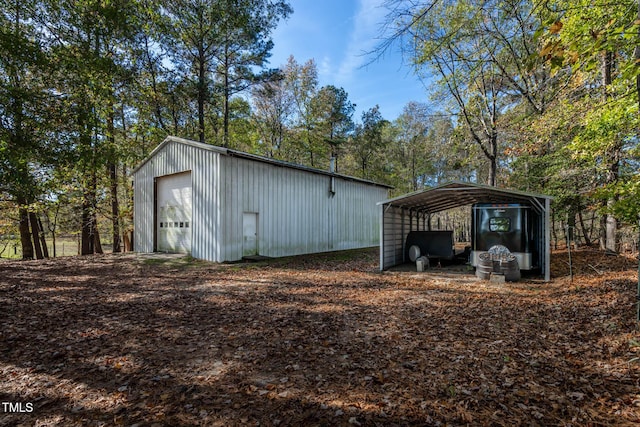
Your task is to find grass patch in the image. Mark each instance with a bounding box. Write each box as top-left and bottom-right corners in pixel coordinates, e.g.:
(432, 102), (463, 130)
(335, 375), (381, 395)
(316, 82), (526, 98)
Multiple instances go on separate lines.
(140, 254), (207, 269)
(0, 237), (81, 259)
(248, 247), (378, 269)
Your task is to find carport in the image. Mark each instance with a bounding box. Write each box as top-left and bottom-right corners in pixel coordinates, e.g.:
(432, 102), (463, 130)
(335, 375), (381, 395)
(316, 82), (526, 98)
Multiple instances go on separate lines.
(378, 181), (553, 281)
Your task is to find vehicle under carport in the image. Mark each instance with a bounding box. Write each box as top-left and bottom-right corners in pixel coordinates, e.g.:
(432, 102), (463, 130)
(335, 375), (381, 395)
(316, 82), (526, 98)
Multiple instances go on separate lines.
(378, 181), (553, 281)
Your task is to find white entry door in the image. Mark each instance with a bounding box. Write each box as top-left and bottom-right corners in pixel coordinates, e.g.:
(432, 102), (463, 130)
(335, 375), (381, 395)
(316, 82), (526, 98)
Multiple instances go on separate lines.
(157, 172), (192, 253)
(242, 212), (258, 257)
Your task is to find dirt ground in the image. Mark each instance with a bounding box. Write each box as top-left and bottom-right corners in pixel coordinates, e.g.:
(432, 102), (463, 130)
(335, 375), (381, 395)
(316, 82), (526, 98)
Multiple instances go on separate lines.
(0, 248), (638, 426)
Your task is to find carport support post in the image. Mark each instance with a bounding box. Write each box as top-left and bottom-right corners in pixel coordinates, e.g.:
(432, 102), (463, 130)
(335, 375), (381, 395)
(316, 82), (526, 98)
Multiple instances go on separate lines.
(379, 204), (384, 272)
(545, 198), (551, 282)
(401, 208), (406, 263)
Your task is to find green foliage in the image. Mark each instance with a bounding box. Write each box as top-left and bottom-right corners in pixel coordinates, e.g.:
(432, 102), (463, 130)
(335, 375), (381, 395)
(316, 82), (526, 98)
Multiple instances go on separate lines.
(156, 0), (292, 144)
(404, 0), (551, 185)
(537, 0), (640, 230)
(350, 105), (389, 180)
(570, 98), (637, 164)
(311, 85), (355, 165)
(380, 0), (638, 250)
(282, 57), (323, 166)
(380, 102), (472, 194)
(595, 177), (640, 226)
(251, 71), (294, 157)
(537, 0), (638, 77)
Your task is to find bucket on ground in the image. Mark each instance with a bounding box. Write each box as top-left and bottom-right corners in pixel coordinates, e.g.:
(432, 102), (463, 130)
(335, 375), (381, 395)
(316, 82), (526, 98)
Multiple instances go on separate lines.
(476, 251), (520, 282)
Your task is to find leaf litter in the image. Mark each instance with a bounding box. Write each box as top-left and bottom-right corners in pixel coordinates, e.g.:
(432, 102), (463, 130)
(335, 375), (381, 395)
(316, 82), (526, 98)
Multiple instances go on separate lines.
(0, 248), (638, 426)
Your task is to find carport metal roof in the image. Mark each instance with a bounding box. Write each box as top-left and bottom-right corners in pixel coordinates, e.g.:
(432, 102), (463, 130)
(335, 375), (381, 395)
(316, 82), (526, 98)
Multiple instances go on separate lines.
(378, 181), (553, 281)
(379, 181), (552, 215)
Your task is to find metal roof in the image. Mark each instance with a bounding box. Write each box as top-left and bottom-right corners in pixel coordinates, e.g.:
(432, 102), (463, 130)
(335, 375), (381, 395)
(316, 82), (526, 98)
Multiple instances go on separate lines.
(379, 181), (553, 214)
(133, 136), (393, 189)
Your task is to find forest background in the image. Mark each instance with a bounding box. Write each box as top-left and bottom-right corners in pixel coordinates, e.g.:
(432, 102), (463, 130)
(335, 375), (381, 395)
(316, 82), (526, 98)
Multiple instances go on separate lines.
(1, 0), (639, 260)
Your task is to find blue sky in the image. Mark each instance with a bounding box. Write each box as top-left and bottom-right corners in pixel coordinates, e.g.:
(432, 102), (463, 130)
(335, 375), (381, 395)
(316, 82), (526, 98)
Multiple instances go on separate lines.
(268, 0), (429, 122)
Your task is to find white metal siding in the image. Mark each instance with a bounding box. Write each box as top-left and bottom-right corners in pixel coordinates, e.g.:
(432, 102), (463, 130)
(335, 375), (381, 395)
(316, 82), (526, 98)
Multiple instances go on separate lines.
(133, 140), (221, 260)
(219, 156), (388, 261)
(381, 205), (412, 270)
(134, 137), (389, 263)
(133, 168), (155, 254)
(381, 207), (446, 270)
(332, 178), (386, 250)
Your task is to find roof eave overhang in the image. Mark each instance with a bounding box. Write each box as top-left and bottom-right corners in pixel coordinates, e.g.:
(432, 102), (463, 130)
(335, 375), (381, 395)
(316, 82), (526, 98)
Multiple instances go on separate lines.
(378, 181), (553, 214)
(131, 136), (227, 175)
(131, 136), (393, 189)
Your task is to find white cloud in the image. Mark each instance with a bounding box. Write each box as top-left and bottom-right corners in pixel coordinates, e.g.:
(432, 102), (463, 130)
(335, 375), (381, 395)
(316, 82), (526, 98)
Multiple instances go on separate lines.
(336, 0), (386, 85)
(316, 55), (335, 84)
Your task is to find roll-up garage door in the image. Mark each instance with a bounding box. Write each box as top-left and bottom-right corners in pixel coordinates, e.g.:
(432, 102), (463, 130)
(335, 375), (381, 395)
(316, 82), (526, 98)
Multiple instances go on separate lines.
(157, 171), (192, 253)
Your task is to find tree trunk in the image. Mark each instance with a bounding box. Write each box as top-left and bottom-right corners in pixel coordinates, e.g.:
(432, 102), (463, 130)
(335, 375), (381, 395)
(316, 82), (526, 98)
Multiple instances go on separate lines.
(567, 210), (576, 248)
(38, 216), (49, 258)
(606, 201), (617, 252)
(488, 130), (498, 186)
(411, 155), (418, 191)
(307, 127), (315, 167)
(601, 49), (619, 252)
(123, 231), (132, 252)
(223, 44), (230, 148)
(18, 205), (34, 260)
(604, 142), (620, 252)
(599, 210), (607, 250)
(143, 34), (169, 134)
(29, 212), (43, 260)
(110, 167), (121, 252)
(488, 156), (497, 186)
(171, 92), (180, 135)
(94, 228), (103, 254)
(51, 226), (57, 258)
(602, 51), (613, 90)
(578, 209), (592, 247)
(107, 102), (121, 253)
(81, 170), (98, 255)
(42, 207), (58, 257)
(589, 213), (596, 244)
(81, 195), (94, 255)
(552, 215), (558, 250)
(198, 45), (206, 144)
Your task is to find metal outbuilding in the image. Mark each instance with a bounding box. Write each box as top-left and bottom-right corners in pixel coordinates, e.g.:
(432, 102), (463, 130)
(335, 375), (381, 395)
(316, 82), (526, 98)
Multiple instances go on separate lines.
(378, 182), (553, 281)
(133, 136), (391, 262)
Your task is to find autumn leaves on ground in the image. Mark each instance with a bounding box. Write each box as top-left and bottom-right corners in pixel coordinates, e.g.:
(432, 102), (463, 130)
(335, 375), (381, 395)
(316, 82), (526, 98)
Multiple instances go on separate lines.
(0, 249), (638, 426)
